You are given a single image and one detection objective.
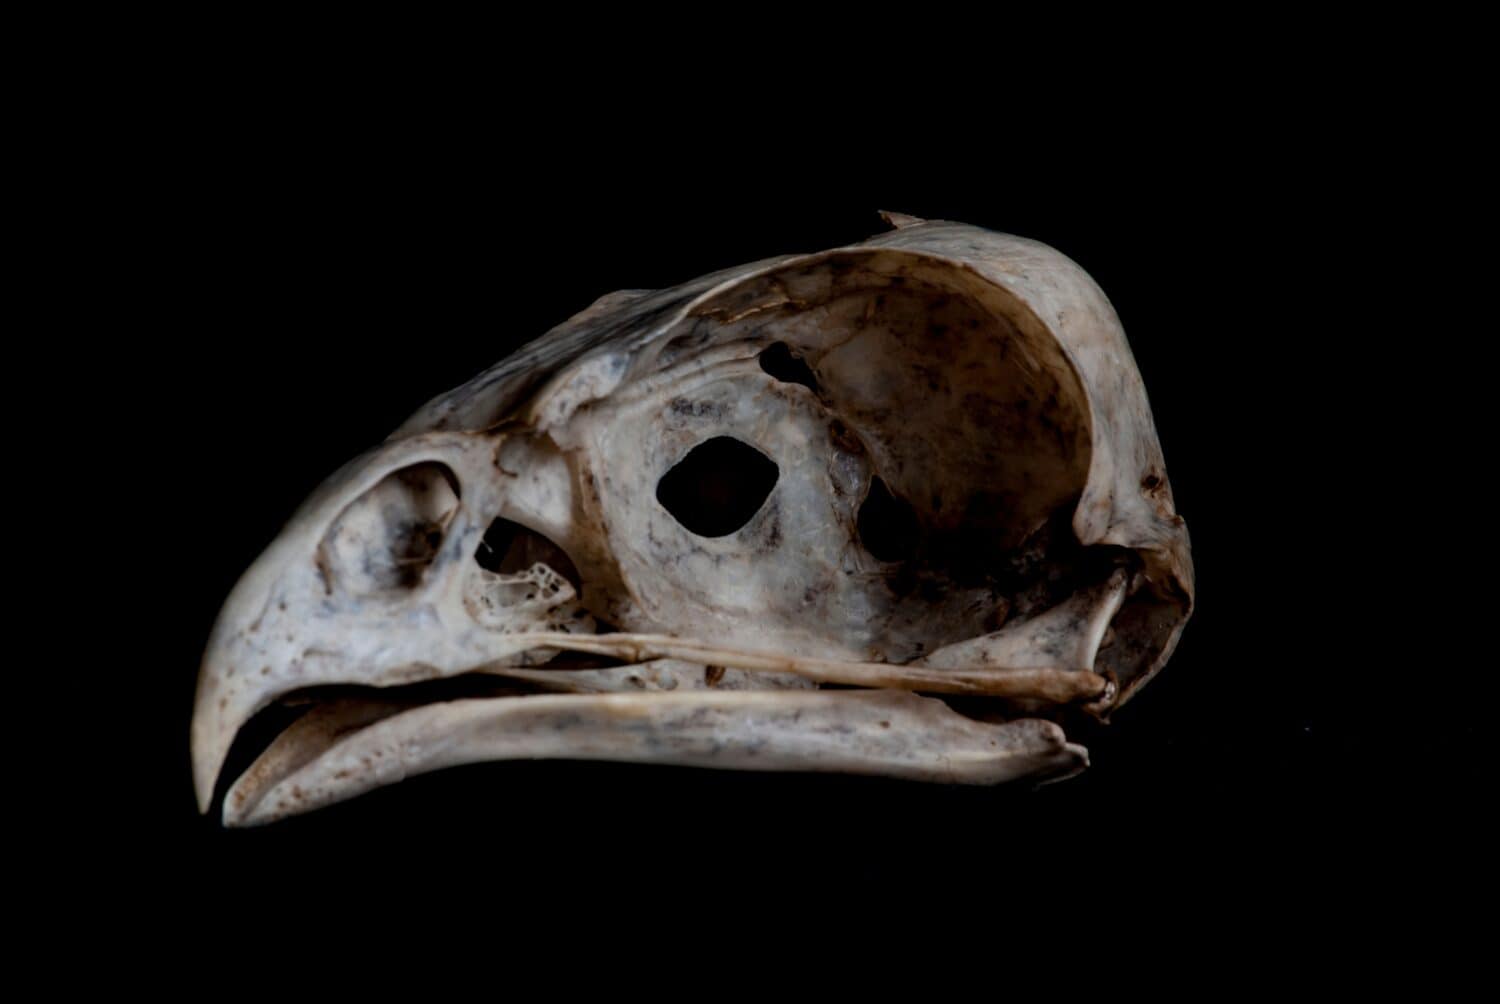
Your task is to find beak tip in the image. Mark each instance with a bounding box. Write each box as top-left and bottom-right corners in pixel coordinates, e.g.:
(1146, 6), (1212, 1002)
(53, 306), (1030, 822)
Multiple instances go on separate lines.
(194, 778), (213, 816)
(191, 744), (218, 816)
(190, 707), (229, 819)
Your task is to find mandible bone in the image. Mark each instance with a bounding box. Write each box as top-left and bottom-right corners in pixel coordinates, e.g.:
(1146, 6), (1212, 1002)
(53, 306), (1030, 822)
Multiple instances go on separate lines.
(192, 214), (1194, 825)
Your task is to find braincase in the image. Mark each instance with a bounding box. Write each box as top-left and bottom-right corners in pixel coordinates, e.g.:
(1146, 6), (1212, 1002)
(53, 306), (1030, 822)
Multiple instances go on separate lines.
(566, 248), (1097, 663)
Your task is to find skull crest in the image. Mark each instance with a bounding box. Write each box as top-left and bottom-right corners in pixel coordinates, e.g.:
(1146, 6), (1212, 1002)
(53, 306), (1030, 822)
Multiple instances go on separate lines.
(192, 215), (1194, 825)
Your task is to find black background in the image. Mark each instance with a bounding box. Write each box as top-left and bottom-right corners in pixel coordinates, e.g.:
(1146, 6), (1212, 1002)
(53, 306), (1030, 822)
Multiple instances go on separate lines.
(66, 59), (1477, 953)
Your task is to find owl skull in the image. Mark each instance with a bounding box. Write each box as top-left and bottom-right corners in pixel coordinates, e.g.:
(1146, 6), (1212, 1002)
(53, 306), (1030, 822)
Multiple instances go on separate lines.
(191, 216), (1194, 825)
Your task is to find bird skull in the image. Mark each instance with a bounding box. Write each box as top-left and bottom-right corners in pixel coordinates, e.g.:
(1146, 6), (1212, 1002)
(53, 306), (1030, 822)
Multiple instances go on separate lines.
(192, 215), (1194, 825)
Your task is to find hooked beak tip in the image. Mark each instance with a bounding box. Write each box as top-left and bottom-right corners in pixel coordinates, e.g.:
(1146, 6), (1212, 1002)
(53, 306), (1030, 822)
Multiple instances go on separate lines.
(190, 681), (236, 817)
(190, 723), (222, 816)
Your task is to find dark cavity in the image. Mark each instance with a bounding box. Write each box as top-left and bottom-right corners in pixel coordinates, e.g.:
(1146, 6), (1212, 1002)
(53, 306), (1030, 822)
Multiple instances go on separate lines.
(758, 342), (820, 392)
(474, 517), (583, 590)
(656, 436), (779, 538)
(857, 476), (919, 562)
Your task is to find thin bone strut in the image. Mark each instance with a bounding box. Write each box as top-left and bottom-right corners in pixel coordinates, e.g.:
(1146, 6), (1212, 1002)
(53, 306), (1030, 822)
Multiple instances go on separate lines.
(481, 632), (1107, 702)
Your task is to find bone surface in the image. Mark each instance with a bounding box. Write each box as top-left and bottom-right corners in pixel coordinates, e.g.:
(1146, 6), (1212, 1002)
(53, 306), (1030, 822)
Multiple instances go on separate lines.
(192, 216), (1194, 824)
(224, 690), (1087, 827)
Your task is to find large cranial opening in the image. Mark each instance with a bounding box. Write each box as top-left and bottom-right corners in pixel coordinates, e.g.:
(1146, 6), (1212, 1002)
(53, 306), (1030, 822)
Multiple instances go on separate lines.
(655, 435), (780, 538)
(749, 254), (1091, 554)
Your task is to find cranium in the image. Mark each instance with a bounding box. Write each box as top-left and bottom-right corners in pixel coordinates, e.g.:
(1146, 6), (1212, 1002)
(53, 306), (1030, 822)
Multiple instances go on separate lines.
(191, 213), (1194, 826)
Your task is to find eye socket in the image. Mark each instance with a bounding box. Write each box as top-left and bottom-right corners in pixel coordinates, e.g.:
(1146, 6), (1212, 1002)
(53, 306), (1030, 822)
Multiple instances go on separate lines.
(656, 436), (779, 538)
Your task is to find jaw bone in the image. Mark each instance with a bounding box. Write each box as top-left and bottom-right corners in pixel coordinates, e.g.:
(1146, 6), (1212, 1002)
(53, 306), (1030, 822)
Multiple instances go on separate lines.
(224, 689), (1088, 827)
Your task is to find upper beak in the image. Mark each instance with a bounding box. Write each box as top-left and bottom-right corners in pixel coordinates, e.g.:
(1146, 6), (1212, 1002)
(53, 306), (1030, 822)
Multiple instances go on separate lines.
(191, 432), (493, 814)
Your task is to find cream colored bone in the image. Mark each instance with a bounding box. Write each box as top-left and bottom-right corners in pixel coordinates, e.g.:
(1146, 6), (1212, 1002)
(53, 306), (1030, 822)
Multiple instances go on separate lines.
(191, 217), (1194, 824)
(224, 690), (1088, 827)
(475, 632), (1107, 702)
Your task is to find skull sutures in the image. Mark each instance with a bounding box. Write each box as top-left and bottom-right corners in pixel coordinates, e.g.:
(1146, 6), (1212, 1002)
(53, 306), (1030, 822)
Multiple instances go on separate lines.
(192, 215), (1194, 825)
